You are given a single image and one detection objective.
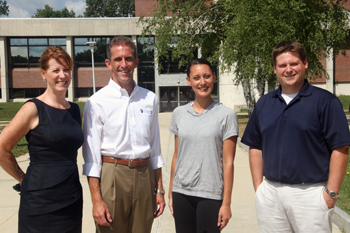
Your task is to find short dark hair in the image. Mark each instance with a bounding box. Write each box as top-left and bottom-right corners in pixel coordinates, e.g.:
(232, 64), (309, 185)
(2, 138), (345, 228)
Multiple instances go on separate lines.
(106, 36), (137, 61)
(272, 41), (307, 66)
(186, 58), (214, 77)
(39, 46), (73, 71)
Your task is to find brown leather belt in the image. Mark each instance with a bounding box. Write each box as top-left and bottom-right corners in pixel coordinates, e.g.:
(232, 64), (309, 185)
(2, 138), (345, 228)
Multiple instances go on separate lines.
(102, 156), (149, 167)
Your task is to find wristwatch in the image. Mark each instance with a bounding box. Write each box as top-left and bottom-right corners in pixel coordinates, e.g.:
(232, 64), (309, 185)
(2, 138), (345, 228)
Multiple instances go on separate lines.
(325, 187), (338, 199)
(156, 189), (165, 195)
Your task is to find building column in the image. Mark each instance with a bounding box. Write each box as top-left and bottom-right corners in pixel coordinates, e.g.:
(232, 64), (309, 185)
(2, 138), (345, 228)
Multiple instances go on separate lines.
(132, 35), (138, 85)
(326, 49), (335, 94)
(0, 37), (9, 102)
(66, 36), (74, 102)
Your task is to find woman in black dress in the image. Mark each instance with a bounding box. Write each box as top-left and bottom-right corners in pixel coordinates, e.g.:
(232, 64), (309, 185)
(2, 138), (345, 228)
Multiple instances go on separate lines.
(0, 46), (84, 233)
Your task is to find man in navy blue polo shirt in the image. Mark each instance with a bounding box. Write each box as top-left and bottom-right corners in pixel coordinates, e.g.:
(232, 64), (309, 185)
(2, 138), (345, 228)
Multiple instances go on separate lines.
(241, 40), (350, 233)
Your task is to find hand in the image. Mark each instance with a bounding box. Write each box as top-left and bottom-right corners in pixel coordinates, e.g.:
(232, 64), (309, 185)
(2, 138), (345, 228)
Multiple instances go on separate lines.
(154, 193), (166, 218)
(217, 204), (232, 231)
(168, 194), (174, 215)
(92, 199), (112, 226)
(323, 189), (337, 209)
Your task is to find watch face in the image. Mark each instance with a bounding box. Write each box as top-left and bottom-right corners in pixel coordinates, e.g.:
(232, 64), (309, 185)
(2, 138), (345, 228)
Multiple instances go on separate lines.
(330, 192), (337, 198)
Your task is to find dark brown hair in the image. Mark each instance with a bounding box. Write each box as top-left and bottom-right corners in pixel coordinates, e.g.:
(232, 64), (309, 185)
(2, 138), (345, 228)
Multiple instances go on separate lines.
(272, 41), (307, 66)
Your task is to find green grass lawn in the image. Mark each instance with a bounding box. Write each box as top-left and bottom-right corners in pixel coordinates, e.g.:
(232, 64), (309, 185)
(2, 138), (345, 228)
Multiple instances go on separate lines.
(338, 95), (350, 111)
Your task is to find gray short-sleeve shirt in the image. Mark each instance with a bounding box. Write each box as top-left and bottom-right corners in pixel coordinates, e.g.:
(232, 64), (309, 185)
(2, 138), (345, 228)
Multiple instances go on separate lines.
(169, 101), (238, 200)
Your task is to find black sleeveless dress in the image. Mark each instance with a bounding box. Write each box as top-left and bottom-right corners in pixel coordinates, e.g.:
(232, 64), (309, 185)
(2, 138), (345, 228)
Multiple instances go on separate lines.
(18, 99), (84, 233)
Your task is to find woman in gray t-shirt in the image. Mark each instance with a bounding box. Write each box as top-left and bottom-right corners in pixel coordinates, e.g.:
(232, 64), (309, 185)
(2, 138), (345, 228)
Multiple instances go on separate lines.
(169, 58), (238, 232)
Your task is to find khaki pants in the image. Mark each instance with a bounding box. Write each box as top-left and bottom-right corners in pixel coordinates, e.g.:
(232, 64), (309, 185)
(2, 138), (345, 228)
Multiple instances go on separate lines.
(96, 162), (156, 233)
(255, 179), (334, 233)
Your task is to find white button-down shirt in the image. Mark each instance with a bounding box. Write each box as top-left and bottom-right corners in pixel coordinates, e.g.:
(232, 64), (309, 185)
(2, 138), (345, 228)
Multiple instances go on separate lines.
(82, 79), (164, 178)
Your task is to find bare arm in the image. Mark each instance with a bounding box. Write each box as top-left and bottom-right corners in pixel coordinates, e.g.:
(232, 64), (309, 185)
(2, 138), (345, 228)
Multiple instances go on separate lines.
(249, 148), (263, 191)
(0, 102), (38, 184)
(168, 135), (179, 215)
(323, 145), (349, 209)
(153, 167), (165, 217)
(87, 176), (112, 226)
(218, 136), (237, 230)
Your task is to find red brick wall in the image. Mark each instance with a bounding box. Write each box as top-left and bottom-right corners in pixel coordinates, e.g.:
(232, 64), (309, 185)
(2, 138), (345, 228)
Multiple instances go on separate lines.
(74, 67), (111, 88)
(335, 50), (350, 83)
(10, 67), (111, 89)
(11, 68), (46, 88)
(135, 0), (158, 17)
(341, 0), (350, 10)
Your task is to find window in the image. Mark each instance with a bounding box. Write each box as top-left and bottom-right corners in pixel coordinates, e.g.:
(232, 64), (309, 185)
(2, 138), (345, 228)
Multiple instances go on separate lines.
(9, 88), (46, 99)
(74, 37), (117, 67)
(159, 47), (198, 74)
(8, 37), (66, 68)
(137, 36), (155, 92)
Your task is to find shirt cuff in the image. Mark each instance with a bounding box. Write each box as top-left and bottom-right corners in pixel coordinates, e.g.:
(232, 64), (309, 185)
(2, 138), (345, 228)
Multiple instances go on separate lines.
(82, 163), (102, 178)
(150, 154), (164, 170)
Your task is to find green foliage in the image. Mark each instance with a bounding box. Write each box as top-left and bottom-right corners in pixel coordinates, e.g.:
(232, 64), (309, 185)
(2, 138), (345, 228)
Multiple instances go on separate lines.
(0, 0), (9, 16)
(84, 0), (135, 17)
(139, 0), (228, 71)
(32, 4), (75, 18)
(139, 0), (349, 88)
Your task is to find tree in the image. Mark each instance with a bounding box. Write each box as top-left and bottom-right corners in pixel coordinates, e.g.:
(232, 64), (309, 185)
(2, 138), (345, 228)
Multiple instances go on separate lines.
(139, 0), (349, 115)
(0, 0), (9, 16)
(32, 4), (75, 18)
(84, 0), (135, 17)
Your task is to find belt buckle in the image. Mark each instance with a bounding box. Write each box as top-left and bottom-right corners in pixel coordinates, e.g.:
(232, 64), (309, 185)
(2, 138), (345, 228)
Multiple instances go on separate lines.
(128, 159), (135, 168)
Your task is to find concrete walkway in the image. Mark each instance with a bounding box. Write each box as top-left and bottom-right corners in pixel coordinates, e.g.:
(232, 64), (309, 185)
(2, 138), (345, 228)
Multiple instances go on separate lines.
(0, 112), (342, 232)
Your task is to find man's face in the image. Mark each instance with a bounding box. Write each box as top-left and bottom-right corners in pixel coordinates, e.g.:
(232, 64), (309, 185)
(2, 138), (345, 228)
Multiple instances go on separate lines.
(105, 44), (139, 87)
(274, 51), (308, 94)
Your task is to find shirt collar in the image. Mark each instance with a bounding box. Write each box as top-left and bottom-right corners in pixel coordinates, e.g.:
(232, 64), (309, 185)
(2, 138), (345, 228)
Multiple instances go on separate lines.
(108, 78), (139, 98)
(273, 79), (312, 99)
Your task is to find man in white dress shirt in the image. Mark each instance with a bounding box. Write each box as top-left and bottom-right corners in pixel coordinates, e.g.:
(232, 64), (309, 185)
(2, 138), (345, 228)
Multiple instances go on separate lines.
(82, 36), (165, 233)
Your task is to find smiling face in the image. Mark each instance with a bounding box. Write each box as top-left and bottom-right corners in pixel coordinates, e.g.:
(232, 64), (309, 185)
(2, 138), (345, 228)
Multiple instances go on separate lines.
(40, 58), (71, 93)
(105, 44), (139, 89)
(186, 64), (216, 99)
(274, 51), (308, 94)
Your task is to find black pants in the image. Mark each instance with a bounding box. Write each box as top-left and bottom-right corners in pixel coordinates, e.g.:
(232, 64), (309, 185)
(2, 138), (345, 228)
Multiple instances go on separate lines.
(172, 192), (222, 233)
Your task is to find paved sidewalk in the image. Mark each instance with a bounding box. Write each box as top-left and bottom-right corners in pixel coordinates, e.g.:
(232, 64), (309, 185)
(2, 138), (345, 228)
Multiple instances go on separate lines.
(0, 112), (342, 232)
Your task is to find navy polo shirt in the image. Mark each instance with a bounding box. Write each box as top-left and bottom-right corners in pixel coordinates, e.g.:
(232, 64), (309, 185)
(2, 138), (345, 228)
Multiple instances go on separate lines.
(241, 80), (350, 184)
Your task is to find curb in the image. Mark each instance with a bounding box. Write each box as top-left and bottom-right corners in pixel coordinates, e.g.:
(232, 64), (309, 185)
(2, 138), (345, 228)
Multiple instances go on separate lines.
(237, 137), (350, 233)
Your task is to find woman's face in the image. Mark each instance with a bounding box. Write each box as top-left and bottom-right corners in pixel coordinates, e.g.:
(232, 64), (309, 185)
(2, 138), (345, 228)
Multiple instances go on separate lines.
(41, 58), (71, 93)
(186, 64), (216, 99)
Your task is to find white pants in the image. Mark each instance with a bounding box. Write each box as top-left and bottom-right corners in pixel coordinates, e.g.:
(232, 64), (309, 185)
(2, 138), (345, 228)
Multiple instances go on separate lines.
(255, 179), (334, 233)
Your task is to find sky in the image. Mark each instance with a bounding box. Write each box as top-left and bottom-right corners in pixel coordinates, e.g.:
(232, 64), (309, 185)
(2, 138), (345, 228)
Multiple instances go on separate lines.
(5, 0), (86, 18)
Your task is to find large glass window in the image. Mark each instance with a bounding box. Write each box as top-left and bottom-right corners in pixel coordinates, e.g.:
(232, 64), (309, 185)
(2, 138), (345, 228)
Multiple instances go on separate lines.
(74, 87), (102, 98)
(74, 37), (114, 67)
(137, 36), (155, 92)
(9, 88), (46, 99)
(159, 47), (198, 74)
(8, 37), (66, 68)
